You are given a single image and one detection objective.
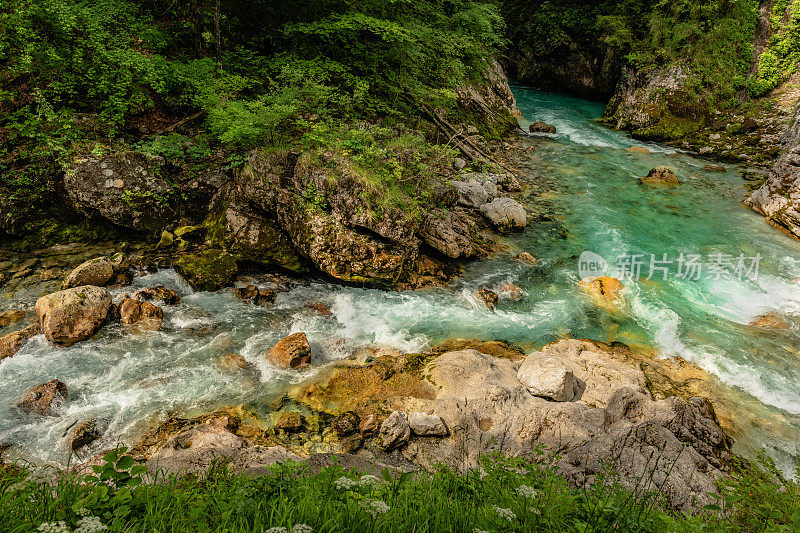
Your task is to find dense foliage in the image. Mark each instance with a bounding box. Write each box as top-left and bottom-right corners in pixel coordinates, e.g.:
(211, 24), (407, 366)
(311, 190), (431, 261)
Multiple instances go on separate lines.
(2, 449), (800, 532)
(0, 0), (505, 233)
(501, 0), (759, 107)
(750, 0), (800, 96)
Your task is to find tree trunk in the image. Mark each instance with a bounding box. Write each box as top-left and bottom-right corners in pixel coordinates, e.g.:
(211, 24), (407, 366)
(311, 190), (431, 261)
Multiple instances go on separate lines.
(190, 0), (202, 56)
(214, 0), (221, 72)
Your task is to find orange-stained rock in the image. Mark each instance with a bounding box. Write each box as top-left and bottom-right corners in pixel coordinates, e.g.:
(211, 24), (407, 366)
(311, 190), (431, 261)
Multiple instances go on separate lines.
(220, 353), (250, 371)
(266, 332), (311, 369)
(17, 379), (68, 415)
(641, 166), (679, 186)
(578, 276), (627, 313)
(0, 323), (39, 360)
(476, 288), (498, 310)
(35, 286), (112, 347)
(514, 252), (538, 265)
(119, 298), (163, 330)
(498, 282), (523, 301)
(749, 312), (790, 331)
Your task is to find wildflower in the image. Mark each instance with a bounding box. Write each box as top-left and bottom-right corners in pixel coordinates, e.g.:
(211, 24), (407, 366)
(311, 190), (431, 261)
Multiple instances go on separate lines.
(516, 485), (541, 499)
(359, 474), (382, 487)
(265, 528), (287, 533)
(473, 529), (491, 533)
(292, 525), (313, 533)
(334, 476), (358, 490)
(528, 507), (541, 515)
(37, 522), (69, 533)
(360, 499), (391, 517)
(492, 505), (516, 521)
(74, 516), (108, 533)
(75, 508), (91, 517)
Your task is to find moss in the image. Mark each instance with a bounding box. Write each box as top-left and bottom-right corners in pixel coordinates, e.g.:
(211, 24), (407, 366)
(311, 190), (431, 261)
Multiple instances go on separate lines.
(173, 249), (238, 291)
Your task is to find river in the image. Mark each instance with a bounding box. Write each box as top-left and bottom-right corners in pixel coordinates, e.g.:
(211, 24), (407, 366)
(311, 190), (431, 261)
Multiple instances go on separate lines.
(2, 85), (799, 475)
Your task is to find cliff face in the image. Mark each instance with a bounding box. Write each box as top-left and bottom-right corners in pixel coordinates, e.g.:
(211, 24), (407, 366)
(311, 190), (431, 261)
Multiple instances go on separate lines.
(745, 107), (800, 238)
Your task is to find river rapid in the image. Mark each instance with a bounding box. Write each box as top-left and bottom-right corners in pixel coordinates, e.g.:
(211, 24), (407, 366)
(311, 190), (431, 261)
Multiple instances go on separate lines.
(2, 85), (800, 475)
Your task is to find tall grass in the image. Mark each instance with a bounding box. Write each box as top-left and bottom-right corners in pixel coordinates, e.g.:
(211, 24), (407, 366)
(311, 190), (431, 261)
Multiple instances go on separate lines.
(1, 448), (798, 532)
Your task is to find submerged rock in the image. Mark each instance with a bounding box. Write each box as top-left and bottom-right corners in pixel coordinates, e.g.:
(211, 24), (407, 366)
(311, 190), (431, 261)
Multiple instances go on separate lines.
(17, 379), (68, 415)
(498, 282), (523, 301)
(62, 258), (114, 289)
(0, 323), (40, 360)
(266, 332), (311, 369)
(0, 309), (25, 327)
(233, 284), (275, 305)
(69, 418), (109, 452)
(476, 288), (499, 310)
(219, 353), (249, 371)
(119, 298), (163, 329)
(528, 121), (557, 134)
(135, 286), (180, 305)
(479, 197), (527, 232)
(174, 249), (238, 292)
(641, 166), (680, 186)
(514, 252), (538, 265)
(749, 312), (790, 331)
(35, 286), (112, 346)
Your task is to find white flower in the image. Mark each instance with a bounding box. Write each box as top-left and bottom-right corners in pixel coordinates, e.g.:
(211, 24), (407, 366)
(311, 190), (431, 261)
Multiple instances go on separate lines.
(292, 525), (313, 533)
(37, 522), (69, 533)
(75, 508), (91, 517)
(74, 515), (108, 533)
(528, 507), (541, 515)
(516, 485), (541, 499)
(492, 505), (516, 522)
(359, 474), (382, 487)
(473, 529), (491, 533)
(265, 528), (287, 533)
(334, 476), (358, 490)
(360, 499), (390, 517)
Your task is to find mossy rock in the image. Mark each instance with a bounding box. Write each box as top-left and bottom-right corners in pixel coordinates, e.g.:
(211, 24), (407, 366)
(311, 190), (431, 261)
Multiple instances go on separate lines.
(174, 249), (238, 291)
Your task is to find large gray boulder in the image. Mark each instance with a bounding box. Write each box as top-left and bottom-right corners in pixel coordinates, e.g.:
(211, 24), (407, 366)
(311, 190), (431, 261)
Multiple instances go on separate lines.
(35, 286), (112, 347)
(479, 197), (527, 232)
(517, 354), (577, 401)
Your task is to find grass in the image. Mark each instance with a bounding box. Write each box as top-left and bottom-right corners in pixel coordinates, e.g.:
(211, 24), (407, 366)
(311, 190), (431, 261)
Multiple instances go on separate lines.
(2, 448), (800, 532)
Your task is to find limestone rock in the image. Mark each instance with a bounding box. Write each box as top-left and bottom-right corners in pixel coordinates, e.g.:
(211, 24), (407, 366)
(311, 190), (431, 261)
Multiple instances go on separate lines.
(266, 332), (311, 369)
(476, 288), (498, 310)
(419, 208), (485, 259)
(529, 121), (557, 134)
(17, 379), (68, 415)
(380, 411), (411, 450)
(62, 258), (114, 289)
(480, 197), (527, 232)
(146, 424), (247, 476)
(0, 323), (39, 360)
(517, 354), (577, 402)
(332, 412), (360, 437)
(359, 413), (379, 435)
(407, 412), (448, 436)
(498, 282), (523, 301)
(578, 276), (627, 313)
(452, 179), (491, 208)
(174, 249), (238, 292)
(35, 286), (112, 347)
(641, 166), (680, 186)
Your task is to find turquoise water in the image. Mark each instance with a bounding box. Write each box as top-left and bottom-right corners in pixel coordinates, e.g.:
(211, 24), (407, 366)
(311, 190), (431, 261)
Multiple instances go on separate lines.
(2, 86), (800, 473)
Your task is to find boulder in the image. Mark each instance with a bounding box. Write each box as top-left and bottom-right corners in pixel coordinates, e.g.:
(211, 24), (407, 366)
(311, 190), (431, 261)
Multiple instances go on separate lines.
(63, 152), (176, 232)
(62, 258), (114, 289)
(35, 286), (112, 347)
(641, 166), (680, 186)
(578, 276), (627, 313)
(380, 411), (411, 450)
(145, 423), (247, 476)
(517, 354), (577, 402)
(476, 288), (498, 310)
(452, 179), (491, 208)
(69, 418), (109, 452)
(274, 411), (305, 433)
(419, 209), (485, 259)
(266, 332), (311, 369)
(359, 413), (379, 435)
(703, 165), (726, 173)
(17, 379), (68, 415)
(119, 298), (163, 329)
(749, 312), (790, 331)
(135, 286), (180, 305)
(0, 309), (25, 327)
(219, 353), (249, 371)
(626, 146), (650, 154)
(0, 323), (40, 360)
(480, 197), (527, 232)
(529, 121), (557, 134)
(407, 412), (448, 436)
(174, 249), (238, 292)
(452, 157), (467, 171)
